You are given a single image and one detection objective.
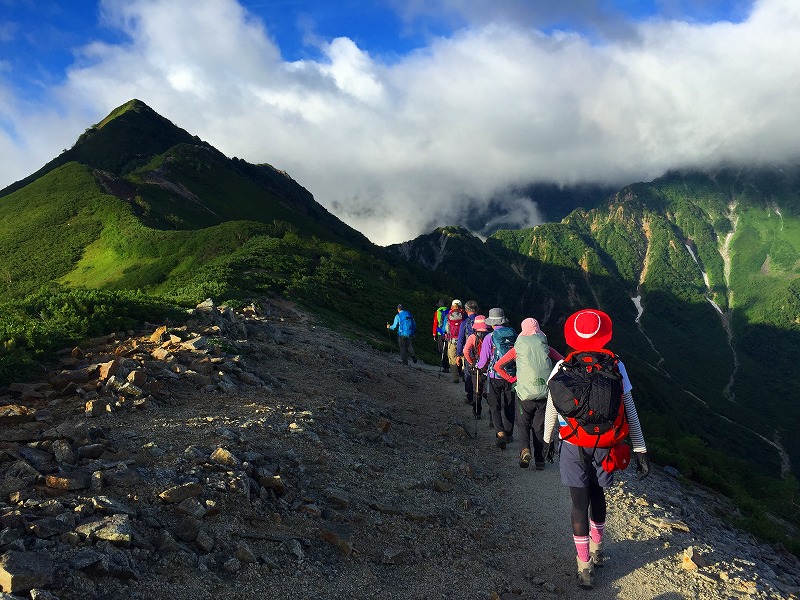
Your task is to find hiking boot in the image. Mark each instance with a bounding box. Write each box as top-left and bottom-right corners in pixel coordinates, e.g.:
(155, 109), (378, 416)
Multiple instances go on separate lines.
(496, 433), (507, 449)
(590, 540), (605, 567)
(519, 448), (532, 468)
(576, 556), (594, 589)
(534, 456), (545, 470)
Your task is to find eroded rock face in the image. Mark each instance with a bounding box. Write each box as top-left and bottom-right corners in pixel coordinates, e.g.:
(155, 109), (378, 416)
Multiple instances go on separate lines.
(0, 299), (797, 600)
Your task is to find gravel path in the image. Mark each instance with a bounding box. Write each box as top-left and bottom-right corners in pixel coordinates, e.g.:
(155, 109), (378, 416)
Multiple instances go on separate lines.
(400, 363), (702, 600)
(133, 304), (794, 599)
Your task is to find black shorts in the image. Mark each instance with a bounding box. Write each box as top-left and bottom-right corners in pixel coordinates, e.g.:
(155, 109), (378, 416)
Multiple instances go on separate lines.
(559, 442), (614, 488)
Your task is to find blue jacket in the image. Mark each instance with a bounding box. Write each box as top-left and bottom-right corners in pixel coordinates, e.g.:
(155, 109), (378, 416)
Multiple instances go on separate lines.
(457, 313), (476, 356)
(389, 310), (416, 337)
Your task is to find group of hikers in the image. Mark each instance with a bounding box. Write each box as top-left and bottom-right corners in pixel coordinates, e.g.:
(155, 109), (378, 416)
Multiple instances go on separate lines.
(391, 299), (652, 589)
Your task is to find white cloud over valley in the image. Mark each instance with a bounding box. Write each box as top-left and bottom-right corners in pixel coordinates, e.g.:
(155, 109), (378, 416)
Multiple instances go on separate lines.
(1, 0), (800, 245)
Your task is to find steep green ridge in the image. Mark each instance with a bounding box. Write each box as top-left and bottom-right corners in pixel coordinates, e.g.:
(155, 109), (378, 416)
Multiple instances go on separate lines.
(0, 100), (199, 196)
(0, 99), (377, 301)
(1, 100), (369, 250)
(0, 100), (456, 378)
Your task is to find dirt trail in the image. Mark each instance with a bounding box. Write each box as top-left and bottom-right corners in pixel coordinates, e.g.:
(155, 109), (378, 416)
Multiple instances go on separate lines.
(132, 303), (789, 599)
(402, 360), (795, 600)
(406, 364), (702, 600)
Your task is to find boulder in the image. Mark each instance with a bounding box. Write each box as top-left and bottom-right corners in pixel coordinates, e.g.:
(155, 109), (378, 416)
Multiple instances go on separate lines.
(0, 551), (54, 593)
(45, 470), (91, 491)
(158, 482), (204, 503)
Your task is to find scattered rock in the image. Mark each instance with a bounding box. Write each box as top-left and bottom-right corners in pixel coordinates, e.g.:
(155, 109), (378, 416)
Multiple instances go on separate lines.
(45, 470), (91, 491)
(158, 482), (204, 503)
(210, 447), (240, 468)
(649, 517), (691, 532)
(0, 405), (37, 424)
(320, 523), (354, 556)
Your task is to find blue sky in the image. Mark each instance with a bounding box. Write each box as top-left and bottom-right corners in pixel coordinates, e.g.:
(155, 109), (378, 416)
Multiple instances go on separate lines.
(3, 1), (752, 88)
(3, 0), (797, 245)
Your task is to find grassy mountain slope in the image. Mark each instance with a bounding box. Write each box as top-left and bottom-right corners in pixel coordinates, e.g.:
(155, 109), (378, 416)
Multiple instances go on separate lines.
(0, 100), (457, 379)
(1, 100), (370, 248)
(0, 99), (382, 302)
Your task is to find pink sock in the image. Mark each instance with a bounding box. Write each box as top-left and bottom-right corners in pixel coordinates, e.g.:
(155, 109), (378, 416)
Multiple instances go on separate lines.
(590, 520), (605, 544)
(574, 535), (590, 562)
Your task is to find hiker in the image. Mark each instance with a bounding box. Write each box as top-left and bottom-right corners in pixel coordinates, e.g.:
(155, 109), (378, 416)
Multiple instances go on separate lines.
(456, 300), (480, 405)
(432, 299), (449, 373)
(386, 304), (417, 366)
(462, 314), (491, 418)
(494, 318), (564, 469)
(543, 309), (650, 590)
(445, 300), (465, 384)
(476, 308), (517, 448)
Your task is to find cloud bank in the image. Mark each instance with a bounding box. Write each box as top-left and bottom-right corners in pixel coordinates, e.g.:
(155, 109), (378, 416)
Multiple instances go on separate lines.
(2, 0), (800, 245)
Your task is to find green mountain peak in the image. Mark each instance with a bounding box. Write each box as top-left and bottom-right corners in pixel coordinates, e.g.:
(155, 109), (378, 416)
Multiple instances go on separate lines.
(0, 99), (203, 197)
(94, 98), (152, 129)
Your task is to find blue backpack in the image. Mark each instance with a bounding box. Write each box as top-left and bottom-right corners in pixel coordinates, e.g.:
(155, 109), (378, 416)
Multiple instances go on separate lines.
(490, 326), (517, 377)
(399, 311), (417, 337)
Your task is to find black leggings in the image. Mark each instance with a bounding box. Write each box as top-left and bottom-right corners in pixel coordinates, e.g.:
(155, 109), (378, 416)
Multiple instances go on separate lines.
(569, 484), (607, 536)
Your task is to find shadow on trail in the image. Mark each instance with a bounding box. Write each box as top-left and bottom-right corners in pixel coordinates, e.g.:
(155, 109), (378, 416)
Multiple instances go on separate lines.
(596, 536), (687, 599)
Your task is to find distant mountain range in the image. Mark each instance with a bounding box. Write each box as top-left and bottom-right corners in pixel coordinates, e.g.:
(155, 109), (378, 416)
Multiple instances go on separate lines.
(2, 100), (798, 546)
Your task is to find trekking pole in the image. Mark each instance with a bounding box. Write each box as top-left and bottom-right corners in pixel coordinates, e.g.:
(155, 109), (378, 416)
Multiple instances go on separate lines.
(473, 365), (480, 438)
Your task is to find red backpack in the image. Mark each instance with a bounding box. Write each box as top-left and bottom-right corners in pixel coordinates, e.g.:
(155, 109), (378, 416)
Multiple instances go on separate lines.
(469, 330), (488, 363)
(445, 310), (464, 341)
(548, 349), (629, 449)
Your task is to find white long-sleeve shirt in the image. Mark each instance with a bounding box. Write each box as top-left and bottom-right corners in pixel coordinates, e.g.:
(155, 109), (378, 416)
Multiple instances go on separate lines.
(543, 357), (646, 453)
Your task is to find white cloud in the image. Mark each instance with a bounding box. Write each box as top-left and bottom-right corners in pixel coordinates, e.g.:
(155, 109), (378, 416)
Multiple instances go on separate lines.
(1, 0), (799, 245)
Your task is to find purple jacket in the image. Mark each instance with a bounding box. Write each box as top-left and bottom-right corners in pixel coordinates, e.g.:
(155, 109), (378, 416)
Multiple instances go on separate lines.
(476, 326), (516, 379)
(476, 332), (500, 379)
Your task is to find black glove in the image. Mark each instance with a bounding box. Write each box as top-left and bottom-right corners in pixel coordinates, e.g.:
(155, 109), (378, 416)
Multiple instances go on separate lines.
(636, 452), (651, 480)
(545, 442), (555, 463)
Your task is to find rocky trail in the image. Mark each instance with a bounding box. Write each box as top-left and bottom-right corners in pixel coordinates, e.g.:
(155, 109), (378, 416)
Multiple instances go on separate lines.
(0, 299), (798, 599)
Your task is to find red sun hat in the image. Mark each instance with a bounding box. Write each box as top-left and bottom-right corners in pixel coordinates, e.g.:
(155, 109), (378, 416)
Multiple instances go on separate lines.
(564, 309), (612, 351)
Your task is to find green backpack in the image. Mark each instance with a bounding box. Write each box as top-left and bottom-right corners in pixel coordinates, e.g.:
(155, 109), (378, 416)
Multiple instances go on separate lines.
(514, 333), (552, 401)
